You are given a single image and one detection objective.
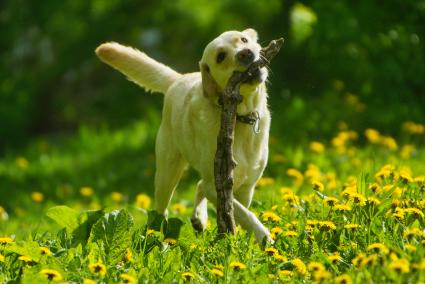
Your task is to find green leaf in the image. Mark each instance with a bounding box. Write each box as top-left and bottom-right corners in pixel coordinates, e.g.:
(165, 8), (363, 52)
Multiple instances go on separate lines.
(46, 206), (79, 234)
(72, 209), (105, 246)
(88, 209), (134, 264)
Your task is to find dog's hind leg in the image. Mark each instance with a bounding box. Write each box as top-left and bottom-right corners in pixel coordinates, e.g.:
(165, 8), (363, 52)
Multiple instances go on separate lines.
(191, 180), (208, 232)
(154, 126), (187, 216)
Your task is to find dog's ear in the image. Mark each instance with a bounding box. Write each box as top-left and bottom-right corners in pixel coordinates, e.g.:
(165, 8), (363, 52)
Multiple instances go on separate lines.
(200, 62), (219, 98)
(242, 28), (258, 42)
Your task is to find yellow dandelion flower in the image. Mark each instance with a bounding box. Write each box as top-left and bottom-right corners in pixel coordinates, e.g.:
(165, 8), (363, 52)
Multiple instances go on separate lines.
(404, 228), (424, 239)
(230, 261), (246, 271)
(282, 193), (299, 204)
(40, 269), (63, 281)
(40, 246), (52, 256)
(414, 176), (425, 185)
(80, 186), (94, 197)
(341, 188), (357, 200)
(110, 192), (123, 202)
(286, 168), (304, 187)
(335, 204), (352, 212)
(0, 237), (13, 245)
(369, 183), (382, 194)
(365, 128), (381, 143)
(164, 238), (177, 245)
(309, 141), (325, 153)
(271, 227), (283, 235)
(120, 273), (137, 284)
(312, 270), (331, 282)
(335, 274), (352, 284)
(391, 208), (405, 220)
(262, 211), (281, 222)
(274, 254), (287, 262)
(292, 258), (307, 275)
(83, 279), (96, 284)
(405, 244), (416, 252)
(349, 193), (366, 206)
(389, 258), (410, 273)
(318, 221), (336, 231)
(123, 248), (133, 262)
(400, 144), (415, 159)
(352, 253), (366, 267)
(181, 272), (195, 281)
(327, 253), (342, 264)
(0, 254), (4, 262)
(381, 136), (398, 150)
(171, 203), (187, 214)
(31, 192), (44, 203)
(265, 247), (278, 256)
(405, 207), (424, 219)
(16, 156), (29, 170)
(412, 258), (425, 270)
(257, 177), (275, 186)
(344, 224), (360, 230)
(18, 255), (32, 263)
(89, 262), (107, 276)
(362, 254), (378, 267)
(210, 268), (224, 277)
(279, 270), (293, 277)
(312, 180), (324, 192)
(324, 197), (338, 207)
(367, 243), (389, 254)
(366, 197), (381, 206)
(280, 187), (294, 196)
(402, 121), (425, 134)
(284, 230), (298, 237)
(307, 261), (325, 272)
(136, 194), (151, 209)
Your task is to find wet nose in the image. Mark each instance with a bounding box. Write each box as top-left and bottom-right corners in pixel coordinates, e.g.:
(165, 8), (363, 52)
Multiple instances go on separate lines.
(236, 49), (255, 66)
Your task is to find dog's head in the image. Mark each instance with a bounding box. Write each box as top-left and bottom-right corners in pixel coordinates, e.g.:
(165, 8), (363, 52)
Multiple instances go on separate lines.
(200, 29), (267, 97)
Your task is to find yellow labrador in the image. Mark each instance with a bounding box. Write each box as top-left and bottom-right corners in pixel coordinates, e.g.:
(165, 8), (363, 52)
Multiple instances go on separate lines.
(96, 29), (272, 242)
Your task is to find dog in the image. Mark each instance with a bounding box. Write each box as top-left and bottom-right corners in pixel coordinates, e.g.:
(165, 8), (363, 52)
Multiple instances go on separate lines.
(95, 28), (272, 243)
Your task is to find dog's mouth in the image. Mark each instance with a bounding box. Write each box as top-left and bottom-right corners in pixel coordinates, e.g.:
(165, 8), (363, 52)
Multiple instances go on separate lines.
(243, 67), (266, 85)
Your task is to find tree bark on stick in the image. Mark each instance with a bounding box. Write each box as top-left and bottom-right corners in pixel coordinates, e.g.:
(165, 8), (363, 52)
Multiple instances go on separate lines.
(214, 38), (284, 237)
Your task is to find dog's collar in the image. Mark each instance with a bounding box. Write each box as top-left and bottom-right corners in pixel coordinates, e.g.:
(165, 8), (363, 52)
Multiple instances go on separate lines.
(237, 111), (261, 134)
(215, 95), (261, 134)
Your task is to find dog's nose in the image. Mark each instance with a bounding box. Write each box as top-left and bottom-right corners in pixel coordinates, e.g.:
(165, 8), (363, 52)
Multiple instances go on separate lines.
(236, 49), (255, 66)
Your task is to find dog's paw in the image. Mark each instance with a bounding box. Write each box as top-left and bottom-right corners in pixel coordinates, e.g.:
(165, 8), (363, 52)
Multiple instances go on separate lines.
(191, 216), (206, 232)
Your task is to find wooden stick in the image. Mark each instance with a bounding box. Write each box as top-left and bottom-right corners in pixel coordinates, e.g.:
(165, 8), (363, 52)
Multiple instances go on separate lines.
(214, 38), (284, 237)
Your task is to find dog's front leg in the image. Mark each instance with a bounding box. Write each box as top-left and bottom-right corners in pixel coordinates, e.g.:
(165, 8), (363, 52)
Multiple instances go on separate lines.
(202, 181), (272, 243)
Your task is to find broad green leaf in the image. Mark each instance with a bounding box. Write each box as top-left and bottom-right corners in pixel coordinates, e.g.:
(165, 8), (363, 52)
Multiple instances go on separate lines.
(46, 206), (79, 234)
(72, 209), (104, 246)
(88, 209), (134, 264)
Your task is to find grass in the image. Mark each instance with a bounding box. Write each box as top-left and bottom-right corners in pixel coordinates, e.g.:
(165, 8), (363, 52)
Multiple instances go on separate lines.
(0, 119), (424, 283)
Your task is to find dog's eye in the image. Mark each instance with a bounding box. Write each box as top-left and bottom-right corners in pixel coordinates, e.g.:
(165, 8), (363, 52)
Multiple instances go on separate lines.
(241, 37), (248, 43)
(216, 52), (226, 63)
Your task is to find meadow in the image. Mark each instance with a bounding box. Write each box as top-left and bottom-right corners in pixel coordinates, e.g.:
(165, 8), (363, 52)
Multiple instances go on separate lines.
(1, 1), (425, 283)
(1, 120), (424, 283)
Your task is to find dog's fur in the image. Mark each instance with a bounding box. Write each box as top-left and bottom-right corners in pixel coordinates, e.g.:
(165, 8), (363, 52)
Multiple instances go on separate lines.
(96, 29), (272, 242)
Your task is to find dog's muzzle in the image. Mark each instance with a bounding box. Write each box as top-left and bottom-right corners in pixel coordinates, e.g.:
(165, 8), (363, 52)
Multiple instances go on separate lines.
(236, 48), (255, 66)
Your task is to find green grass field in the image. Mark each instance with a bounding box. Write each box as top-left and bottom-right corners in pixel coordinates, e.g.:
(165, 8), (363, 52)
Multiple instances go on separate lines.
(1, 121), (424, 283)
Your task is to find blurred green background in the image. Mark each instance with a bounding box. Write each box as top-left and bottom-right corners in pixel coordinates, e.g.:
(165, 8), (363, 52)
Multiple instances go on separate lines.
(2, 0), (424, 150)
(0, 0), (424, 208)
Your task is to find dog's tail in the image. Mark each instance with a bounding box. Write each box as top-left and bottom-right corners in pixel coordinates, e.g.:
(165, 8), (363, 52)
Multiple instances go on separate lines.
(95, 42), (182, 94)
